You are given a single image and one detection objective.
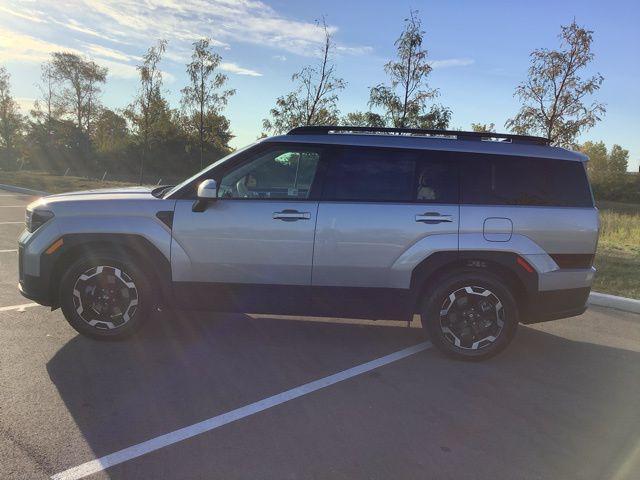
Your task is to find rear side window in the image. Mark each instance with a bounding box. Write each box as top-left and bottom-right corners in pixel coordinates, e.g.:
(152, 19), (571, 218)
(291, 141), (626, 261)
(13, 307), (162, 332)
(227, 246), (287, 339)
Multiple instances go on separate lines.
(460, 155), (593, 207)
(322, 147), (458, 203)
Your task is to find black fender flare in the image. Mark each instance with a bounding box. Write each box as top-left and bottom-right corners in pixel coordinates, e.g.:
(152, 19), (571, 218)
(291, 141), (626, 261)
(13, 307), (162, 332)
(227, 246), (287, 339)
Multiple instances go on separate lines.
(45, 234), (172, 308)
(409, 250), (538, 315)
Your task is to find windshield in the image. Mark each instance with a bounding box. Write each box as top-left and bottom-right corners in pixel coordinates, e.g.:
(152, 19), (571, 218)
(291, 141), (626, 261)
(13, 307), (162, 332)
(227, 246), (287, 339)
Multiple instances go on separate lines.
(163, 142), (258, 198)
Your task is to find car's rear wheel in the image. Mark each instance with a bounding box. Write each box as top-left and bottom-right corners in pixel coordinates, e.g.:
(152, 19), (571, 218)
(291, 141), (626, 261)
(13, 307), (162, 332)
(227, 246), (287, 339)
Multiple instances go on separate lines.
(420, 271), (519, 360)
(60, 252), (151, 339)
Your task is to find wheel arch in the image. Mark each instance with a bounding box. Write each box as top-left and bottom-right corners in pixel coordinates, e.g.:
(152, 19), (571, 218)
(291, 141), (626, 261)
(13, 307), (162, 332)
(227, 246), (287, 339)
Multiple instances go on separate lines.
(410, 251), (538, 316)
(47, 234), (172, 308)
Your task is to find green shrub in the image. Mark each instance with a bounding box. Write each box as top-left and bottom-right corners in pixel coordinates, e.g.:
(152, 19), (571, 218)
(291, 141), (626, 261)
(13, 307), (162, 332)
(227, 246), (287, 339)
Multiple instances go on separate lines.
(591, 173), (640, 204)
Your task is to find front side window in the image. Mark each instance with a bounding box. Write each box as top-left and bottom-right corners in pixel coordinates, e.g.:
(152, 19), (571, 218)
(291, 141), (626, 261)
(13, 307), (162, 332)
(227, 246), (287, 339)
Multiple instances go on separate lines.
(219, 148), (320, 200)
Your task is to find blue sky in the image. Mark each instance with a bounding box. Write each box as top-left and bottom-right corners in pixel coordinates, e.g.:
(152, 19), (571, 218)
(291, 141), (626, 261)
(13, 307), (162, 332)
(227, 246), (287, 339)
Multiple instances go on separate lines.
(1, 0), (638, 171)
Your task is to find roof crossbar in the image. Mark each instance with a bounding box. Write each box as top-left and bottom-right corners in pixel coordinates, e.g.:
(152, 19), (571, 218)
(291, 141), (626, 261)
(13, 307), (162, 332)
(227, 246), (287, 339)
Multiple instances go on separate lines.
(287, 125), (550, 146)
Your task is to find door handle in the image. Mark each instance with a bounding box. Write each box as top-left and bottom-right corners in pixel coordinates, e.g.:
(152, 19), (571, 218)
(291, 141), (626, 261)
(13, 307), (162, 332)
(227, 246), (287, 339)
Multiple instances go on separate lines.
(273, 210), (311, 221)
(415, 212), (454, 224)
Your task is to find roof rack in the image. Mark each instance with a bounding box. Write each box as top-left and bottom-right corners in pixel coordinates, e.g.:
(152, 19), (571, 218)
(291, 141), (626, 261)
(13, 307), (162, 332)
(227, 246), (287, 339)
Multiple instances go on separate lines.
(287, 125), (550, 146)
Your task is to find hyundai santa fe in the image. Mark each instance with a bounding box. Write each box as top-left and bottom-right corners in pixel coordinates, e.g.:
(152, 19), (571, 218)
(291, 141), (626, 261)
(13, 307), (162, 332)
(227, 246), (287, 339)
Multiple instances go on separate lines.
(18, 126), (599, 360)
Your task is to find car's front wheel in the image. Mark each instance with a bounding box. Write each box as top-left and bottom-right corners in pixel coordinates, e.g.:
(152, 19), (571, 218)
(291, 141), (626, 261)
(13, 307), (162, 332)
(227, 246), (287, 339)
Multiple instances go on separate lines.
(420, 271), (519, 360)
(59, 252), (151, 339)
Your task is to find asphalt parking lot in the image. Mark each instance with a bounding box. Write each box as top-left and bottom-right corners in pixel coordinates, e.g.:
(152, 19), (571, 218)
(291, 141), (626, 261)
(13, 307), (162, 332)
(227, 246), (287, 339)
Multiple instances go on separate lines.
(1, 188), (639, 480)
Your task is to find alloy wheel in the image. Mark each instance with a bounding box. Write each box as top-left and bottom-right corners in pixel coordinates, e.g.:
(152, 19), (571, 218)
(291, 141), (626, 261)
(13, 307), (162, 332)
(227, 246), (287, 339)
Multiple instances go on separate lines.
(439, 285), (505, 350)
(72, 265), (139, 330)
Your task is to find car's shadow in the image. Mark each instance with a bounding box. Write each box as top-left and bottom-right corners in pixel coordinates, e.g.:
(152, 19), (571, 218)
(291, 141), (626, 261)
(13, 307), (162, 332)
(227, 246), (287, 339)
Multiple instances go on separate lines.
(46, 310), (424, 457)
(46, 312), (640, 479)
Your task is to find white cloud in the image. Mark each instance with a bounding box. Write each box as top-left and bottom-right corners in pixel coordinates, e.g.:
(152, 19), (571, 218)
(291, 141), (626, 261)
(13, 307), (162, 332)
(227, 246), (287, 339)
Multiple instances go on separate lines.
(336, 45), (374, 56)
(0, 0), (370, 58)
(220, 62), (262, 77)
(0, 27), (79, 63)
(85, 43), (136, 62)
(0, 5), (46, 23)
(0, 28), (140, 80)
(430, 58), (475, 69)
(0, 0), (370, 85)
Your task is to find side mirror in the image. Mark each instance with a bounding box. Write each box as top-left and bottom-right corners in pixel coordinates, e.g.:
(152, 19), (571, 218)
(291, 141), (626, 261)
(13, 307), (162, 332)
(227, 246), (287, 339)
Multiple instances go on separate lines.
(192, 179), (217, 212)
(197, 179), (218, 199)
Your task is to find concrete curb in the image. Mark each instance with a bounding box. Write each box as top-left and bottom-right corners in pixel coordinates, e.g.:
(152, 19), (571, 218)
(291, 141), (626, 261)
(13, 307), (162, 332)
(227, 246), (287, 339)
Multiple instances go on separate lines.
(0, 184), (48, 196)
(589, 292), (640, 315)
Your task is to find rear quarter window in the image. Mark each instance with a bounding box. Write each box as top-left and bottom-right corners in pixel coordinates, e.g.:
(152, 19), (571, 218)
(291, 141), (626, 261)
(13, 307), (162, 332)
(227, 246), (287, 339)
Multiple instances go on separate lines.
(460, 154), (593, 207)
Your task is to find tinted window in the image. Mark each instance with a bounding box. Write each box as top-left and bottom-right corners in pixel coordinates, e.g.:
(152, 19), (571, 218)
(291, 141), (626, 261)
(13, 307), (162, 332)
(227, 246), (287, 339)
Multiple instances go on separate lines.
(461, 155), (593, 207)
(322, 148), (416, 202)
(415, 155), (458, 203)
(322, 147), (458, 203)
(219, 148), (320, 200)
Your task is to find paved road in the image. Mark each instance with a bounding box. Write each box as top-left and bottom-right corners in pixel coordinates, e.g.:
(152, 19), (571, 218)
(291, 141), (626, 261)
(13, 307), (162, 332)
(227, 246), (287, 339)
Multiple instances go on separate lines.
(1, 188), (639, 480)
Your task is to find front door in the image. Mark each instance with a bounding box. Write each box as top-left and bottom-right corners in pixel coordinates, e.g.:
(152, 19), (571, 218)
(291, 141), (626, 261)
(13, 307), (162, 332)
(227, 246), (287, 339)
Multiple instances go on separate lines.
(171, 145), (323, 313)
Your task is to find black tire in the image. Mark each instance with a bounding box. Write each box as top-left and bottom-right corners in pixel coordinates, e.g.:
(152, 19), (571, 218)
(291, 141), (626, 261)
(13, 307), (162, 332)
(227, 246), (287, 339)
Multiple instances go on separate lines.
(420, 270), (519, 361)
(59, 251), (152, 340)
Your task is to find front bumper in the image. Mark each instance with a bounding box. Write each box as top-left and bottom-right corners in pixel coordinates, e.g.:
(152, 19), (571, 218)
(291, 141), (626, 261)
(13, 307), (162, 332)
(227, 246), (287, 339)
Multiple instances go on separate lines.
(18, 245), (53, 306)
(18, 278), (52, 306)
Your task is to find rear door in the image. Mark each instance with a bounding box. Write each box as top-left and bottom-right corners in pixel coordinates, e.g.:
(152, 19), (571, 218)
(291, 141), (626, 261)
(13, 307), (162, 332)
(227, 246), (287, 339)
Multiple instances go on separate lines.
(311, 146), (459, 319)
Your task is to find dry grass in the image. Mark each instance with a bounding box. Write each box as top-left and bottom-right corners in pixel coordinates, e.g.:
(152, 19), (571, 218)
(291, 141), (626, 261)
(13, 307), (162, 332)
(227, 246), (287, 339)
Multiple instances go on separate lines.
(0, 170), (138, 194)
(594, 205), (640, 299)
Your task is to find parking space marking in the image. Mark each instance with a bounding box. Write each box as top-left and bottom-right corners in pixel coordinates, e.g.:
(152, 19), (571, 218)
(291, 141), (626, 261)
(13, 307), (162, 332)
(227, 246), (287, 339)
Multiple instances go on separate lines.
(0, 249), (18, 253)
(51, 341), (431, 480)
(0, 221), (24, 224)
(0, 302), (40, 312)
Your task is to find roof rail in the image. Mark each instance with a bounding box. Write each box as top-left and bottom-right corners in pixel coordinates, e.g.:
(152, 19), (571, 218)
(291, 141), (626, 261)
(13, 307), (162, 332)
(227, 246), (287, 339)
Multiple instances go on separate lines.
(287, 125), (550, 146)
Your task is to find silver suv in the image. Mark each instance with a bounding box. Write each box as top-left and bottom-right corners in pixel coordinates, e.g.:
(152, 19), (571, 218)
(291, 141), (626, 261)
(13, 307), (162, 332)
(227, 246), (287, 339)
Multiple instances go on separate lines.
(18, 126), (599, 360)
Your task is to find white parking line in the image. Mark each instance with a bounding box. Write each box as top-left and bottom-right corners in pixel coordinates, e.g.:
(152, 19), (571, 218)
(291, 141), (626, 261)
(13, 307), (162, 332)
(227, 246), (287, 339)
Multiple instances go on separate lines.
(0, 249), (17, 253)
(51, 341), (432, 480)
(0, 221), (24, 225)
(0, 205), (26, 208)
(0, 302), (40, 312)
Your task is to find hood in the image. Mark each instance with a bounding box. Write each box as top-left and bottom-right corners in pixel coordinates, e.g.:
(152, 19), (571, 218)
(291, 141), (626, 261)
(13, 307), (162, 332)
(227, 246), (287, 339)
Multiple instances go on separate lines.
(45, 186), (155, 198)
(30, 186), (159, 210)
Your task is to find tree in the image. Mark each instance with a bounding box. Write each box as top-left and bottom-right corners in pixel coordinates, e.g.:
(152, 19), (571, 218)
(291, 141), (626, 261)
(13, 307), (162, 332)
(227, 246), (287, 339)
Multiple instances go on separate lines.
(580, 141), (608, 177)
(32, 62), (62, 126)
(506, 21), (605, 146)
(181, 38), (235, 169)
(93, 108), (130, 155)
(608, 145), (629, 174)
(127, 40), (167, 184)
(0, 66), (25, 170)
(51, 52), (108, 137)
(368, 10), (450, 129)
(341, 111), (385, 127)
(580, 141), (628, 177)
(263, 18), (346, 134)
(180, 110), (233, 172)
(471, 123), (495, 133)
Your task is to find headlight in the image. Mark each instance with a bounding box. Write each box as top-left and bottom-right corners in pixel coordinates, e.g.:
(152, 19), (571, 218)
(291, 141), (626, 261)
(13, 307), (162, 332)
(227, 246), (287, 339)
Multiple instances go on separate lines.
(25, 209), (54, 232)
